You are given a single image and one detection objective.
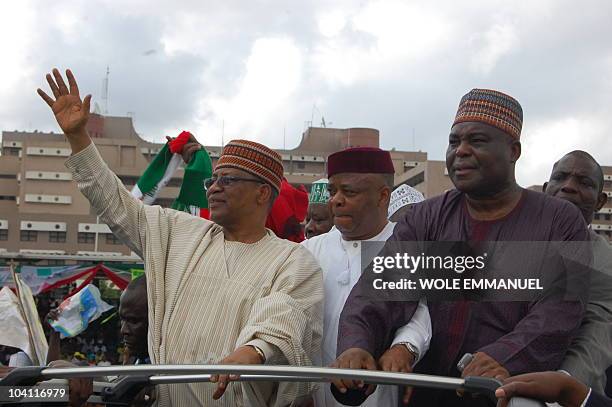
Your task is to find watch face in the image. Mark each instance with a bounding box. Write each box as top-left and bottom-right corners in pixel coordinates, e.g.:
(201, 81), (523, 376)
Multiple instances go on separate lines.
(401, 342), (418, 362)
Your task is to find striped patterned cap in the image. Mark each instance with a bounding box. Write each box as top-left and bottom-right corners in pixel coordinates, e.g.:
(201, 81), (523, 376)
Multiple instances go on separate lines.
(216, 140), (284, 192)
(453, 88), (523, 140)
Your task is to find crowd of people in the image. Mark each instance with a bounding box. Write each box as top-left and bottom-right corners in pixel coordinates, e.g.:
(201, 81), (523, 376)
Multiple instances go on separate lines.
(2, 67), (611, 407)
(0, 285), (128, 368)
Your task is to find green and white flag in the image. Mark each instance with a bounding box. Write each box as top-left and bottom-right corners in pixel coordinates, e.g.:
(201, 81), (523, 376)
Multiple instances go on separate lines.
(131, 131), (212, 218)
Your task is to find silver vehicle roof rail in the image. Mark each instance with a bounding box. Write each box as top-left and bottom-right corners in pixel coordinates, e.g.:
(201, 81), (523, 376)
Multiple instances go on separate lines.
(0, 365), (547, 406)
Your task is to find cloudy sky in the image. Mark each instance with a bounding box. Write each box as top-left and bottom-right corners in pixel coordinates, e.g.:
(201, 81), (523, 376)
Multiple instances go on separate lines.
(1, 0), (611, 187)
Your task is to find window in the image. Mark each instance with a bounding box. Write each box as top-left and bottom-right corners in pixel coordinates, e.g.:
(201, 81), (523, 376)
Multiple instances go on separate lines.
(4, 148), (20, 156)
(49, 231), (67, 243)
(593, 213), (600, 221)
(77, 232), (95, 244)
(105, 233), (122, 245)
(606, 214), (611, 221)
(297, 162), (306, 169)
(20, 230), (38, 242)
(0, 174), (16, 179)
(0, 196), (16, 201)
(0, 230), (7, 241)
(47, 260), (65, 266)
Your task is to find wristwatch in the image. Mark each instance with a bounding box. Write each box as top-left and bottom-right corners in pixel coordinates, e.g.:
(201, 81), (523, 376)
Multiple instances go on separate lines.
(249, 345), (266, 363)
(396, 342), (419, 366)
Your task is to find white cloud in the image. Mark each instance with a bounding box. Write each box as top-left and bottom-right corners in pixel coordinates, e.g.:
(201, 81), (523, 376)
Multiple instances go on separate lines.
(517, 116), (609, 187)
(0, 2), (39, 130)
(53, 7), (82, 42)
(194, 37), (302, 145)
(317, 9), (348, 38)
(469, 24), (519, 75)
(352, 0), (450, 59)
(159, 10), (231, 57)
(312, 0), (452, 86)
(1, 0), (612, 175)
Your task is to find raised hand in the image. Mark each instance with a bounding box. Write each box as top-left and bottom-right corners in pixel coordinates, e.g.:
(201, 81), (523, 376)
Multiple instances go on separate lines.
(165, 134), (203, 164)
(37, 68), (92, 153)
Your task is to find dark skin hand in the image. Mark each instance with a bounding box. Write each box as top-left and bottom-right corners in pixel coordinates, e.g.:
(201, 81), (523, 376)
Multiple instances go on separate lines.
(165, 134), (203, 164)
(45, 308), (61, 364)
(37, 68), (92, 153)
(495, 371), (589, 407)
(330, 348), (378, 397)
(455, 352), (509, 399)
(461, 352), (509, 381)
(209, 345), (264, 400)
(331, 345), (417, 403)
(378, 344), (416, 405)
(47, 360), (93, 407)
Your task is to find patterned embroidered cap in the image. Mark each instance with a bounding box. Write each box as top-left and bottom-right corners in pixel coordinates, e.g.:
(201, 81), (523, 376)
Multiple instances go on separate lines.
(388, 185), (425, 218)
(216, 140), (284, 193)
(309, 179), (330, 204)
(453, 88), (523, 140)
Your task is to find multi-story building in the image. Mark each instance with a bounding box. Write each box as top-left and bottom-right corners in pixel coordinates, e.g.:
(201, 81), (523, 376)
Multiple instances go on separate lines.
(592, 165), (612, 242)
(0, 115), (439, 256)
(394, 159), (454, 199)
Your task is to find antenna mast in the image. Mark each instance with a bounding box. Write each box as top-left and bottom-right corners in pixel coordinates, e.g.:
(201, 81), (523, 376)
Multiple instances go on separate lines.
(102, 66), (110, 115)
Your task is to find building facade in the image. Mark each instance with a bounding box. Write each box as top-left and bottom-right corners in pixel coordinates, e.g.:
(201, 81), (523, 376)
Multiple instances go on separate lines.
(394, 159), (454, 199)
(591, 165), (612, 242)
(0, 115), (439, 256)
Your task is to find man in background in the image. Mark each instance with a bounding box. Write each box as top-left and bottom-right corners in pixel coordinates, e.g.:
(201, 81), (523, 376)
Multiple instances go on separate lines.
(387, 184), (425, 222)
(303, 147), (431, 406)
(543, 150), (612, 395)
(119, 276), (149, 365)
(305, 179), (333, 239)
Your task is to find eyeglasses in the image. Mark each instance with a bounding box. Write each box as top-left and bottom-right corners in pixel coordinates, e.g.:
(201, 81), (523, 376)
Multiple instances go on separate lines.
(204, 175), (264, 190)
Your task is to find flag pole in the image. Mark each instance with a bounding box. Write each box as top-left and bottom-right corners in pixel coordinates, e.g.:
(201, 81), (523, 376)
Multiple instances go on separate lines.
(9, 263), (41, 365)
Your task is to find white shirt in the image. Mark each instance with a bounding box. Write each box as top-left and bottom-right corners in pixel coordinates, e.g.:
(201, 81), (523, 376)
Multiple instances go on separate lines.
(303, 222), (431, 407)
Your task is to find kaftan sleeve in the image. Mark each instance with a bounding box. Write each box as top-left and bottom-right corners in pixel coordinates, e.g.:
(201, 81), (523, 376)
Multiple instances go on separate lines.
(478, 210), (591, 374)
(65, 143), (153, 257)
(561, 235), (612, 393)
(65, 142), (211, 259)
(390, 299), (432, 365)
(337, 207), (426, 359)
(235, 244), (324, 406)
